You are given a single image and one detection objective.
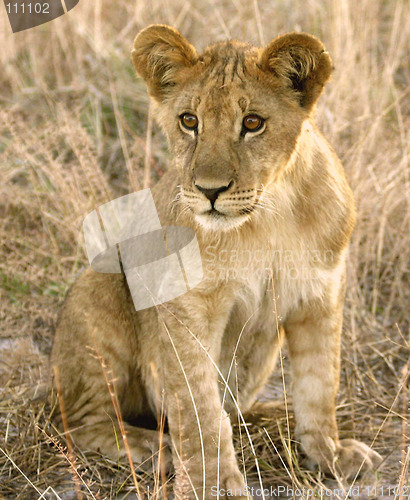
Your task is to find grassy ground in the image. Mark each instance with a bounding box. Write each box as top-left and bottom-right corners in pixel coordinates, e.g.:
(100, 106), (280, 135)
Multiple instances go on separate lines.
(0, 0), (408, 498)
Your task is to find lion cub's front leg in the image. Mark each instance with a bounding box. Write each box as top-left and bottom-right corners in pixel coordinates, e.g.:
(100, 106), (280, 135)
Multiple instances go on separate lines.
(158, 290), (248, 499)
(284, 289), (382, 478)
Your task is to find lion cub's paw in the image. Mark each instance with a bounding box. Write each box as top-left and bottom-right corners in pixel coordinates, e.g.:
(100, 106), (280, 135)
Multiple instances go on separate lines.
(130, 435), (172, 474)
(221, 470), (252, 499)
(302, 435), (382, 479)
(334, 439), (382, 478)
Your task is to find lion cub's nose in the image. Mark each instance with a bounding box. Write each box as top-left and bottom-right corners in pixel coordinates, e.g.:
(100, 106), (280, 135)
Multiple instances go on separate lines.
(195, 181), (233, 206)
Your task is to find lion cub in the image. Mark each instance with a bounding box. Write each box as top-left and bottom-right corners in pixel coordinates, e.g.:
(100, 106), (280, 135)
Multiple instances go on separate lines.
(51, 25), (381, 498)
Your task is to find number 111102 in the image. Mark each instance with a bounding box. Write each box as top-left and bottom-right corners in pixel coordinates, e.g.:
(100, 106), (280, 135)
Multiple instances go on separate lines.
(5, 3), (50, 14)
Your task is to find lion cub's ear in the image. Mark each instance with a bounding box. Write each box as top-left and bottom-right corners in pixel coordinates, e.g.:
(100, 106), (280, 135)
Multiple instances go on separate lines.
(132, 25), (198, 101)
(260, 33), (332, 111)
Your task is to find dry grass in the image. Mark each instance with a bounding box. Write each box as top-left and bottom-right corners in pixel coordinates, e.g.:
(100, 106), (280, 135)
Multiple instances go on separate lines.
(0, 0), (409, 498)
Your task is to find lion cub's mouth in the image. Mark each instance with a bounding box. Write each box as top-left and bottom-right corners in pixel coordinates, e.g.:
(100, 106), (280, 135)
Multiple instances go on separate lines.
(206, 208), (227, 217)
(180, 186), (258, 231)
(195, 207), (253, 231)
(206, 206), (255, 217)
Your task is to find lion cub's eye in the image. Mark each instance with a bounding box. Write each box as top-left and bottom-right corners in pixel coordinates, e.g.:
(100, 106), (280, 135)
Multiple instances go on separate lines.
(242, 115), (265, 133)
(180, 113), (198, 131)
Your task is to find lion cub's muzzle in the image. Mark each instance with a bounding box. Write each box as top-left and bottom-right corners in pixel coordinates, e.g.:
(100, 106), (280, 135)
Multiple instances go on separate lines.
(181, 181), (258, 230)
(195, 180), (233, 208)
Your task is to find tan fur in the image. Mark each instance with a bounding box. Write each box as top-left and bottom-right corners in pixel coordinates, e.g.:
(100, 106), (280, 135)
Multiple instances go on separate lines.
(51, 25), (381, 498)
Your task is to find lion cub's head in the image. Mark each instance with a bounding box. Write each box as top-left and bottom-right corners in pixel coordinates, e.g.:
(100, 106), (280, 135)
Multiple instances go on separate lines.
(132, 25), (332, 231)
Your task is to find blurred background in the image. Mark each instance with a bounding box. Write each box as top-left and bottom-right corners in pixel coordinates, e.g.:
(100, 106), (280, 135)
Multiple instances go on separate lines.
(0, 0), (408, 497)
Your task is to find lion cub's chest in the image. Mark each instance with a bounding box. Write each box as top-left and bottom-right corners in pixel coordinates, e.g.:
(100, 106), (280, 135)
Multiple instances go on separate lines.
(201, 238), (335, 323)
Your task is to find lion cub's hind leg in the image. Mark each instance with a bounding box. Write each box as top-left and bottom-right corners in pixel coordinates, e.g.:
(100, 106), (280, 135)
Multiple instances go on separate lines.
(52, 377), (172, 472)
(51, 271), (172, 472)
(71, 419), (172, 472)
(52, 373), (172, 472)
